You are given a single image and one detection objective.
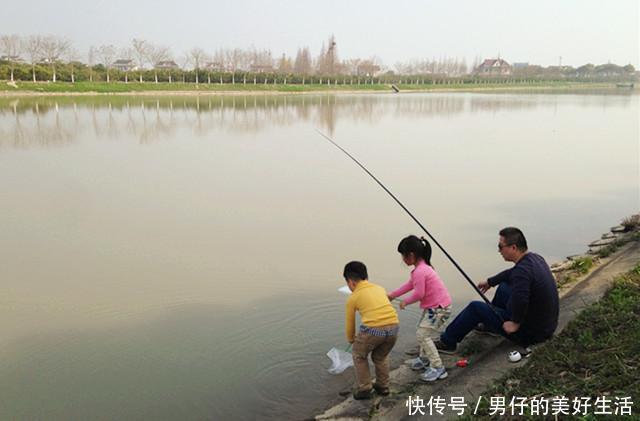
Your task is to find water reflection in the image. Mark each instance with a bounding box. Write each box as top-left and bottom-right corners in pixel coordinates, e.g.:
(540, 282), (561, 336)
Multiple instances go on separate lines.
(1, 92), (633, 149)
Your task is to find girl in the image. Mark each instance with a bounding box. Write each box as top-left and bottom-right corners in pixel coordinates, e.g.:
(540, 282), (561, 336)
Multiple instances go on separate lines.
(388, 235), (452, 382)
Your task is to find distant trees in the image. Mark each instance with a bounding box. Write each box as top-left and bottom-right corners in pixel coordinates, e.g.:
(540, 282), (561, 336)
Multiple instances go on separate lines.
(22, 35), (43, 82)
(98, 45), (116, 82)
(0, 34), (21, 81)
(0, 32), (637, 84)
(132, 39), (148, 82)
(188, 48), (206, 84)
(40, 36), (70, 82)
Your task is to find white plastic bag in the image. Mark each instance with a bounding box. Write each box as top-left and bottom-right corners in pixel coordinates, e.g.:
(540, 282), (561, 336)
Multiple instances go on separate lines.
(327, 347), (354, 374)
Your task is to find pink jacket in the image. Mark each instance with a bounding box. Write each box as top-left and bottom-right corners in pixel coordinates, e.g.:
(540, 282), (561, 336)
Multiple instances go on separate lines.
(388, 261), (452, 309)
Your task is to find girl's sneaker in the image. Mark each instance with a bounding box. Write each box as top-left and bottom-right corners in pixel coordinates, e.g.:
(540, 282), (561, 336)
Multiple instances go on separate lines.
(405, 357), (429, 371)
(420, 366), (448, 382)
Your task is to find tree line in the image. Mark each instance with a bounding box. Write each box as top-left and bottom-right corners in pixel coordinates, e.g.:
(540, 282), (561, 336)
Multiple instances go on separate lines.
(0, 33), (636, 84)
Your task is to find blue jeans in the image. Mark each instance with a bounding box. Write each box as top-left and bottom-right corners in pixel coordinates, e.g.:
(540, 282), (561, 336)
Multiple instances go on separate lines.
(441, 282), (530, 346)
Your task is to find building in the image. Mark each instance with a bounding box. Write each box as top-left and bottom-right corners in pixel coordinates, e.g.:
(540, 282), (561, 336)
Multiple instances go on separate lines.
(475, 58), (512, 76)
(249, 64), (274, 73)
(113, 59), (137, 72)
(0, 55), (24, 63)
(155, 60), (180, 70)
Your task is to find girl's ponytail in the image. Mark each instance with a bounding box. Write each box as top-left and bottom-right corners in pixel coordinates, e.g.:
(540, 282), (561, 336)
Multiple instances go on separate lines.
(398, 235), (432, 266)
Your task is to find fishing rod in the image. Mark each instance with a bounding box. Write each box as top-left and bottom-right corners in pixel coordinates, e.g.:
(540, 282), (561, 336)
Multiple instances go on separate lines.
(316, 129), (502, 319)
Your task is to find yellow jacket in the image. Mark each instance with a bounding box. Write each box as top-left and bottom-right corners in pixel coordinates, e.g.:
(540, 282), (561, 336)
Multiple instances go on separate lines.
(345, 280), (399, 342)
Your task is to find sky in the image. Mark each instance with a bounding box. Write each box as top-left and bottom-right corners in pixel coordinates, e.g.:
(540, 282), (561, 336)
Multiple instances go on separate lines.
(2, 0), (639, 69)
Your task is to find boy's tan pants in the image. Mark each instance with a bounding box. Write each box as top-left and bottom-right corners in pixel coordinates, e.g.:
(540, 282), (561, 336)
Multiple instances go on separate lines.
(352, 325), (398, 392)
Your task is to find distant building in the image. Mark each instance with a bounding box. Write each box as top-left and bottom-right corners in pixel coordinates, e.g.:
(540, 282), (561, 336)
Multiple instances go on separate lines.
(250, 64), (274, 73)
(113, 59), (137, 72)
(356, 62), (381, 77)
(476, 58), (512, 75)
(155, 60), (180, 70)
(204, 61), (226, 72)
(512, 62), (529, 69)
(0, 55), (24, 63)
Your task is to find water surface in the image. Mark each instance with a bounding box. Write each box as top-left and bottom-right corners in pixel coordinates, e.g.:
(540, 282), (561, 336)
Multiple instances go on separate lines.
(0, 91), (637, 419)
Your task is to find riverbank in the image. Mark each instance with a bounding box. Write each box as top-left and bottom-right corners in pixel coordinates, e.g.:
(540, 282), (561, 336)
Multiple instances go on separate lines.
(0, 80), (627, 96)
(314, 215), (640, 420)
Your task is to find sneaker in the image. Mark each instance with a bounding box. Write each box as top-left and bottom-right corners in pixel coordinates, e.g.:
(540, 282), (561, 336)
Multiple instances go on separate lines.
(405, 357), (429, 371)
(420, 366), (448, 382)
(373, 384), (390, 396)
(434, 339), (456, 354)
(352, 389), (374, 400)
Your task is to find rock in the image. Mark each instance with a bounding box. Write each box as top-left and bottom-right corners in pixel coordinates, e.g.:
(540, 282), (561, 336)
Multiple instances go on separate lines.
(567, 254), (590, 261)
(611, 225), (626, 233)
(589, 238), (616, 247)
(602, 232), (617, 239)
(588, 246), (607, 255)
(551, 261), (573, 272)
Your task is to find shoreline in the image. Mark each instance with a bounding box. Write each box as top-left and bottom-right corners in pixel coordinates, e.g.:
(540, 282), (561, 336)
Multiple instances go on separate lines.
(0, 82), (629, 97)
(314, 215), (640, 420)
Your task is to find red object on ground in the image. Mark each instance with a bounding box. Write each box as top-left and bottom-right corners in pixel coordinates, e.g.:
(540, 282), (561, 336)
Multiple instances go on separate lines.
(456, 359), (468, 368)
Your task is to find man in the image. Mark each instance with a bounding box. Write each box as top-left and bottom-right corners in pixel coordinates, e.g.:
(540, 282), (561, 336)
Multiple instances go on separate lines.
(344, 261), (399, 400)
(435, 227), (559, 353)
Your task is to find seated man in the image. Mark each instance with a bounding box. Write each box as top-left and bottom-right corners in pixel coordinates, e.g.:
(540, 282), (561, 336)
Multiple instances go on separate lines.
(436, 227), (559, 353)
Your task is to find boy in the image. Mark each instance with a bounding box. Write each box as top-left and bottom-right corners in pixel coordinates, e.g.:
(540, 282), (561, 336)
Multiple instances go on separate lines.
(344, 261), (400, 400)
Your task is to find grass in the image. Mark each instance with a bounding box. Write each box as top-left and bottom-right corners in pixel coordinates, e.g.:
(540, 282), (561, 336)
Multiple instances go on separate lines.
(0, 80), (615, 94)
(570, 256), (594, 274)
(597, 232), (640, 259)
(464, 264), (640, 420)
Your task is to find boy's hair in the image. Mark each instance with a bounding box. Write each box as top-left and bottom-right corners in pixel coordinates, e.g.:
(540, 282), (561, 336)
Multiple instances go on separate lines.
(397, 235), (432, 266)
(499, 227), (528, 252)
(343, 261), (368, 281)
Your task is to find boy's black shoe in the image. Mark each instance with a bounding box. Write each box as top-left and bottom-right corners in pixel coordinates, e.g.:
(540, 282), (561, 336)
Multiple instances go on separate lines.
(353, 389), (374, 400)
(434, 339), (456, 354)
(373, 384), (390, 396)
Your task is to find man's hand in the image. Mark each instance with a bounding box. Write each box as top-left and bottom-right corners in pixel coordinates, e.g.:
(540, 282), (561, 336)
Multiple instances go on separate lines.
(399, 301), (406, 310)
(387, 295), (394, 302)
(478, 280), (491, 293)
(503, 321), (520, 333)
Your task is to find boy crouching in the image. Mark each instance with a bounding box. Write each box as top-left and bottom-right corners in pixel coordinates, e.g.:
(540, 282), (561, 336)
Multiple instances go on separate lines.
(344, 261), (399, 400)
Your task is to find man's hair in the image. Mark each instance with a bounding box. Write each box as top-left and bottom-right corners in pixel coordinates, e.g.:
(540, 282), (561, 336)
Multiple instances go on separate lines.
(499, 227), (528, 252)
(343, 261), (368, 281)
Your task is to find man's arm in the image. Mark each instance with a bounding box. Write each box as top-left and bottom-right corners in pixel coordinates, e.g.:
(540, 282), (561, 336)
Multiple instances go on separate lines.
(488, 268), (513, 287)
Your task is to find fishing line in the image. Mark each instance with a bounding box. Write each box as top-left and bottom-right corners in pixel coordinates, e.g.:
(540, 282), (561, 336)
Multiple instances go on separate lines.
(316, 129), (502, 320)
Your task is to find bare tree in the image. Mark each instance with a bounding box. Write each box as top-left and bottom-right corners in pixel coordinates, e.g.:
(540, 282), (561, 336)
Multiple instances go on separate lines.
(87, 46), (96, 82)
(0, 34), (21, 82)
(277, 53), (292, 74)
(98, 45), (116, 82)
(188, 47), (206, 84)
(120, 47), (134, 83)
(294, 47), (312, 79)
(132, 39), (148, 82)
(22, 35), (43, 82)
(65, 47), (79, 83)
(40, 35), (71, 82)
(225, 48), (243, 83)
(147, 45), (171, 83)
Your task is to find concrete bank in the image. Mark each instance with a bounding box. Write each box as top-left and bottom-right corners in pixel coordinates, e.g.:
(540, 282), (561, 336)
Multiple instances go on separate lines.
(314, 223), (640, 420)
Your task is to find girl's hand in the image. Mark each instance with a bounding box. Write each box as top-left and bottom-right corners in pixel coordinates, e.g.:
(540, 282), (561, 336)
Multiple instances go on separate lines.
(387, 295), (394, 302)
(399, 301), (406, 310)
